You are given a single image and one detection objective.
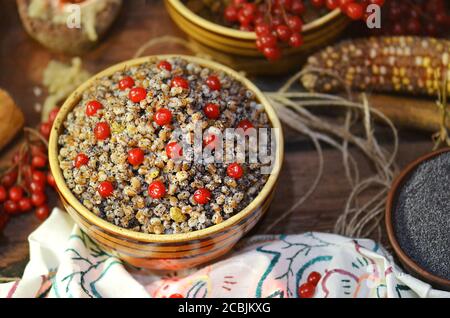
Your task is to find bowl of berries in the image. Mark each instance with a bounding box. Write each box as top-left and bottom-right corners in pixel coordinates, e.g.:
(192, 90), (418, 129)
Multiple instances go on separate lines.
(164, 0), (368, 75)
(48, 55), (284, 270)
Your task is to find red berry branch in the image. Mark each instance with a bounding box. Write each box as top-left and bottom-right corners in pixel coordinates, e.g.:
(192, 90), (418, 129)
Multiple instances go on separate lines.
(223, 0), (386, 61)
(0, 107), (60, 233)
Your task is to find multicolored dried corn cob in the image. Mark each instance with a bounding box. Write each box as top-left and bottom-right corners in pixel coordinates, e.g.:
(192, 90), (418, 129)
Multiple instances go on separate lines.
(302, 37), (450, 96)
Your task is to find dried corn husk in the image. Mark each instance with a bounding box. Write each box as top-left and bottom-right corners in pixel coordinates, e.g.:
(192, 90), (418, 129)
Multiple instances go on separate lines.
(41, 57), (91, 121)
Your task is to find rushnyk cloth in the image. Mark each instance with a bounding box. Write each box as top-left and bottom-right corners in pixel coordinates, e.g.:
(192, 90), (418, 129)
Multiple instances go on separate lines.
(1, 209), (448, 298)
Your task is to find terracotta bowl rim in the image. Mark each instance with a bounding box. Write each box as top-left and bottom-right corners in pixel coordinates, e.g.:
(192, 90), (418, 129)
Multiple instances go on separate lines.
(385, 147), (450, 288)
(48, 54), (284, 244)
(166, 0), (344, 41)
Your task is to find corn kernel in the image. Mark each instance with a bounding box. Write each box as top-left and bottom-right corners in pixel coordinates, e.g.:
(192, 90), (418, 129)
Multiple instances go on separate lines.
(170, 207), (186, 222)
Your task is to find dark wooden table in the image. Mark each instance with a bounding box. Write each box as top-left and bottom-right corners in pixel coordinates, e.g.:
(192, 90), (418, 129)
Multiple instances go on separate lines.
(0, 0), (435, 278)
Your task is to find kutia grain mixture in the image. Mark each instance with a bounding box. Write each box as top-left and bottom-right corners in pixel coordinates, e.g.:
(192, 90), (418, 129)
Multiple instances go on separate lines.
(58, 57), (274, 234)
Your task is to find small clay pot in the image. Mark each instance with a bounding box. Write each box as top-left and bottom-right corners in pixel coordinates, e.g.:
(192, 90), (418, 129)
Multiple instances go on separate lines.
(17, 0), (122, 55)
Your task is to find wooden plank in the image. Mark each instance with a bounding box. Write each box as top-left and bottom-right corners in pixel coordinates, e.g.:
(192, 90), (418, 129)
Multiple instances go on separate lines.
(0, 0), (438, 276)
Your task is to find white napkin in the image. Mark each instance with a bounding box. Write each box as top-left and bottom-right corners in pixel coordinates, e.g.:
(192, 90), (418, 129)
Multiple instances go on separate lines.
(1, 209), (448, 298)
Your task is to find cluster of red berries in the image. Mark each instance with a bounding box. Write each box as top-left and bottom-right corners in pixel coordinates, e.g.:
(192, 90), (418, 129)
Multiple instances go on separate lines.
(223, 0), (386, 61)
(81, 61), (251, 207)
(371, 0), (450, 37)
(298, 271), (322, 298)
(224, 0), (306, 61)
(39, 107), (59, 139)
(0, 108), (61, 232)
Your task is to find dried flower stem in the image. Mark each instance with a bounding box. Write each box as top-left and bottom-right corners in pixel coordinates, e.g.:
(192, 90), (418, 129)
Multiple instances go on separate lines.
(24, 127), (49, 148)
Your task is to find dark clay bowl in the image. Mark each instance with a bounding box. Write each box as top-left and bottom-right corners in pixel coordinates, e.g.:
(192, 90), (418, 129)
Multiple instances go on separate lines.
(386, 148), (450, 291)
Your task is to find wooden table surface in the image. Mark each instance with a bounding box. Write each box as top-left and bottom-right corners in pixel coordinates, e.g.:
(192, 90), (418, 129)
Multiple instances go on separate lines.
(0, 0), (436, 278)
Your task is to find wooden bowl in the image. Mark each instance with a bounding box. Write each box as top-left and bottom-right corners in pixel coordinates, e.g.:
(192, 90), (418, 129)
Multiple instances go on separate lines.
(165, 0), (349, 75)
(386, 148), (450, 291)
(48, 55), (284, 270)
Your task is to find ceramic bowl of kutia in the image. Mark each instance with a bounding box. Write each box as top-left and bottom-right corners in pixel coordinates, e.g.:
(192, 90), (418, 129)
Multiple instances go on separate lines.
(49, 54), (284, 270)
